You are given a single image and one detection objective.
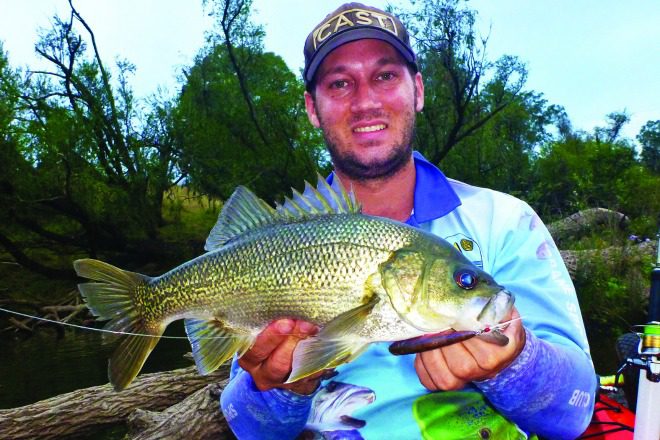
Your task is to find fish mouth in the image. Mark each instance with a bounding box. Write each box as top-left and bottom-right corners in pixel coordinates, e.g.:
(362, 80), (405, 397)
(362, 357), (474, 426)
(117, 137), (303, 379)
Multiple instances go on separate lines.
(477, 289), (515, 325)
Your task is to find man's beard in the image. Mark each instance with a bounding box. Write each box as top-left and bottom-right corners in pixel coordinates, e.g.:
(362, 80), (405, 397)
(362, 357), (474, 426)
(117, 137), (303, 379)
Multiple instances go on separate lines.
(317, 105), (416, 182)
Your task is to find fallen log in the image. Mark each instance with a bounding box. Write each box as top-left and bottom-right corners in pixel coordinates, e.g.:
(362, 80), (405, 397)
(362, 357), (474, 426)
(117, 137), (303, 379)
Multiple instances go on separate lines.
(40, 304), (86, 315)
(0, 365), (229, 440)
(560, 240), (656, 280)
(547, 208), (628, 246)
(126, 383), (232, 440)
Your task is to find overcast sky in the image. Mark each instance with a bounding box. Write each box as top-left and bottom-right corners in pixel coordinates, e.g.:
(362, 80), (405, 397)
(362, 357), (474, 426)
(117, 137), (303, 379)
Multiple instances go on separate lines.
(0, 0), (658, 141)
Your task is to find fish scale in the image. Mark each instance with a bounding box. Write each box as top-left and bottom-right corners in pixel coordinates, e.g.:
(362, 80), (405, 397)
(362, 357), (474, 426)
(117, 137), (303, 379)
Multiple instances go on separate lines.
(145, 214), (414, 329)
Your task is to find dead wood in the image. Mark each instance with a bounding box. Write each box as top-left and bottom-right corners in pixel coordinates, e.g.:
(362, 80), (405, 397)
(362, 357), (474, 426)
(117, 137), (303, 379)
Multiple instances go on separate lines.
(0, 365), (229, 440)
(547, 208), (629, 246)
(560, 240), (656, 280)
(125, 382), (232, 440)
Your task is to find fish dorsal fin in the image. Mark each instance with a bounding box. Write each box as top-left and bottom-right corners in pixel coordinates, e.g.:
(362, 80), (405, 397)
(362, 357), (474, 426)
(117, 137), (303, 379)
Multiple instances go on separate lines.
(205, 186), (278, 251)
(205, 175), (361, 251)
(275, 174), (361, 220)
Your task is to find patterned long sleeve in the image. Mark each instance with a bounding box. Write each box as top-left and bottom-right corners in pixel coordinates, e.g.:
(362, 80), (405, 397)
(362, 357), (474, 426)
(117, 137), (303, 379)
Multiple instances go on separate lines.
(220, 360), (314, 439)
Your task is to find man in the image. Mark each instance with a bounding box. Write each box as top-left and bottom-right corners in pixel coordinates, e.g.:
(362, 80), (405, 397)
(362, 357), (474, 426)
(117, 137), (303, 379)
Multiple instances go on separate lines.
(220, 3), (596, 439)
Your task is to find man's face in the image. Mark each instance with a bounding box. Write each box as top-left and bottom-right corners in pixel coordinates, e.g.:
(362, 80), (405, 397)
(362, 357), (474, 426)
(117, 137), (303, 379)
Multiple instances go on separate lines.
(305, 39), (424, 181)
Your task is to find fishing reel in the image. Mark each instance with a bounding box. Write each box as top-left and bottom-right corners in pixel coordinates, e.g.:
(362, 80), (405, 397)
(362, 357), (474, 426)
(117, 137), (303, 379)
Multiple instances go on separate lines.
(625, 323), (660, 440)
(615, 323), (660, 385)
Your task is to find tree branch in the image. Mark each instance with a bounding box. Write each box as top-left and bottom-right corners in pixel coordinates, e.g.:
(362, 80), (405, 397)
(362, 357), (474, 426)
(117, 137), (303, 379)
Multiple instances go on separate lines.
(0, 230), (74, 279)
(220, 0), (264, 152)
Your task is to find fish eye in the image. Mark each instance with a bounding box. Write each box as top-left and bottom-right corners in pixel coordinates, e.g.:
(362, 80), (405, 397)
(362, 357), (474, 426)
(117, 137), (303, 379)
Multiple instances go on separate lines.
(454, 269), (478, 290)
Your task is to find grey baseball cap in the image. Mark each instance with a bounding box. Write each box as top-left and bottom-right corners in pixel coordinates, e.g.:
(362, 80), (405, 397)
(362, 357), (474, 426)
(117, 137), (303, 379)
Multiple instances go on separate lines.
(303, 3), (417, 86)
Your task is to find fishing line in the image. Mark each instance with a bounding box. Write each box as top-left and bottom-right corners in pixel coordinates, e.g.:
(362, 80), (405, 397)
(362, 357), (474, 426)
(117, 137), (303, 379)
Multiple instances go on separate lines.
(0, 307), (320, 340)
(477, 316), (524, 334)
(0, 307), (211, 340)
(0, 307), (525, 342)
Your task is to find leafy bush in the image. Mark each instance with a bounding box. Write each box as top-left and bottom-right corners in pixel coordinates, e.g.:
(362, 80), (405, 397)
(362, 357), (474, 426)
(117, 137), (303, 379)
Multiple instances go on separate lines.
(572, 241), (651, 371)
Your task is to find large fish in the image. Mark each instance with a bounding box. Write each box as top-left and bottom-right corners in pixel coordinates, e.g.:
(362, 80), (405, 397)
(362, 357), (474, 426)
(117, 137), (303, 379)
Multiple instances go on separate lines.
(74, 177), (514, 390)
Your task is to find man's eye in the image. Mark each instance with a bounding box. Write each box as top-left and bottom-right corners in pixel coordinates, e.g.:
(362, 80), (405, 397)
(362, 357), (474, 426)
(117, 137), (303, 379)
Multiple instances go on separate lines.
(330, 80), (348, 89)
(378, 72), (396, 81)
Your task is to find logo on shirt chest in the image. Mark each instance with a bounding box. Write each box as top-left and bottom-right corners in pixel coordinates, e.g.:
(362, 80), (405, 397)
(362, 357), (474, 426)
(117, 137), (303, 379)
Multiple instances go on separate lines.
(445, 234), (483, 269)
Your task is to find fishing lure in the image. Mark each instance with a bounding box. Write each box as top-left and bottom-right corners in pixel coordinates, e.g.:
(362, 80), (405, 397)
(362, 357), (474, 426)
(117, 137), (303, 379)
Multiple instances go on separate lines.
(388, 318), (522, 355)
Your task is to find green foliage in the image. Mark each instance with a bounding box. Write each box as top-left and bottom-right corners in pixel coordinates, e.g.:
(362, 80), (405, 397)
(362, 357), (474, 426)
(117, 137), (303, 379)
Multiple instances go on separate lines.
(160, 186), (221, 244)
(394, 0), (529, 167)
(0, 12), (179, 278)
(0, 42), (19, 131)
(529, 129), (660, 236)
(573, 245), (649, 348)
(440, 91), (562, 195)
(175, 0), (325, 202)
(637, 120), (660, 174)
(176, 46), (321, 201)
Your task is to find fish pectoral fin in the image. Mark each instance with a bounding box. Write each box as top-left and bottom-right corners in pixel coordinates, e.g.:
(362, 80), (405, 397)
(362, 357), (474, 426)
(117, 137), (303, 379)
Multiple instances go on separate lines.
(477, 328), (509, 346)
(287, 296), (378, 383)
(185, 318), (254, 375)
(287, 335), (368, 384)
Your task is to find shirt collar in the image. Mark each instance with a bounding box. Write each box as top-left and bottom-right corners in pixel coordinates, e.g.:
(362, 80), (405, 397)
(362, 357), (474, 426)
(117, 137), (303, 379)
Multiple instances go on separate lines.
(407, 151), (461, 226)
(326, 151), (462, 226)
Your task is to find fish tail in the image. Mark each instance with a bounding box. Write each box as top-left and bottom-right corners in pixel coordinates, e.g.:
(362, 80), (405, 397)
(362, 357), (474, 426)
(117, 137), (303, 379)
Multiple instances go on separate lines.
(74, 258), (162, 391)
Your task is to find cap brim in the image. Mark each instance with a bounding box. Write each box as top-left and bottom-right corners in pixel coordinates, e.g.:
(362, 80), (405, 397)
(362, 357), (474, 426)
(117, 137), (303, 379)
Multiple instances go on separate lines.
(304, 27), (416, 84)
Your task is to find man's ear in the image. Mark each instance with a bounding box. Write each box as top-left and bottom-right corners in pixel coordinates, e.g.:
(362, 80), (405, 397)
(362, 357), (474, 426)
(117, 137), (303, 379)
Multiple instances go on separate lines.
(414, 72), (425, 113)
(304, 91), (321, 128)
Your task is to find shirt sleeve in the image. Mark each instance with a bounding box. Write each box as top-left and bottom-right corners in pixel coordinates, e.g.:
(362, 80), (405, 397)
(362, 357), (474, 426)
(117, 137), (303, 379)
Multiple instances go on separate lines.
(220, 360), (315, 440)
(477, 200), (597, 439)
(476, 329), (597, 439)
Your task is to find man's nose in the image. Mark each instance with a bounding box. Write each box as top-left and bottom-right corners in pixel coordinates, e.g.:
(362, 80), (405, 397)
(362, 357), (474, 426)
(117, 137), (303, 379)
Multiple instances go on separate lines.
(350, 83), (382, 113)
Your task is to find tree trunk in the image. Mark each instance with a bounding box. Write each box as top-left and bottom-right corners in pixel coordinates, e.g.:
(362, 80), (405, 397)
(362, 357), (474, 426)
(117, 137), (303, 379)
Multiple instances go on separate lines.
(0, 365), (229, 440)
(125, 383), (233, 440)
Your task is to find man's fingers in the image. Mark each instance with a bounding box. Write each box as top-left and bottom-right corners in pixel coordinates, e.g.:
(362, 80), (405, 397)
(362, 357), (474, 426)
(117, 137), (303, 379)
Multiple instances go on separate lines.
(415, 353), (438, 390)
(259, 321), (319, 383)
(260, 334), (302, 382)
(239, 319), (295, 369)
(430, 343), (482, 387)
(417, 349), (469, 390)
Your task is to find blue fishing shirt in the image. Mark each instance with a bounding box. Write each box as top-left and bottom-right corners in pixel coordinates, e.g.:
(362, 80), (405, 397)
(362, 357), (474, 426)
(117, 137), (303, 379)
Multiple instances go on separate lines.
(220, 152), (597, 439)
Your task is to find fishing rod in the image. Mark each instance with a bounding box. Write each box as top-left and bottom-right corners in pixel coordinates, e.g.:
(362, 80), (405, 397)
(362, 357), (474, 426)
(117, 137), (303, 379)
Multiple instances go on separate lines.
(632, 227), (660, 440)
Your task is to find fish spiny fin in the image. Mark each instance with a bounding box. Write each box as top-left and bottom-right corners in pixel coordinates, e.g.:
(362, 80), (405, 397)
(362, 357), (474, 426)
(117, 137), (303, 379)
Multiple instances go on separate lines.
(205, 186), (278, 251)
(74, 259), (162, 391)
(184, 318), (255, 375)
(316, 175), (354, 214)
(287, 295), (379, 383)
(275, 186), (317, 219)
(207, 175), (360, 250)
(276, 173), (361, 220)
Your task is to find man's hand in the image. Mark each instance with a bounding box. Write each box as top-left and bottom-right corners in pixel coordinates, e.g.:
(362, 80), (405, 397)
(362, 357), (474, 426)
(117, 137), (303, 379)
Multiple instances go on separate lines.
(238, 318), (325, 395)
(414, 308), (526, 391)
